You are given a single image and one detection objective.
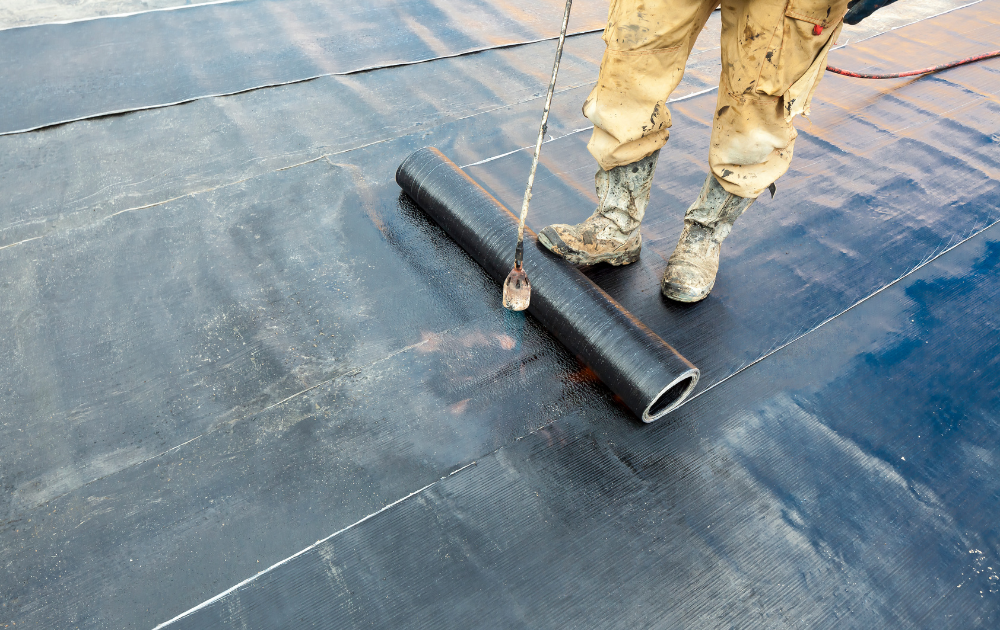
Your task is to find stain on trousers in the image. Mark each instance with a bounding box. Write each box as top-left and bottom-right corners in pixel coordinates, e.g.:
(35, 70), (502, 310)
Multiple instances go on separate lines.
(584, 0), (848, 197)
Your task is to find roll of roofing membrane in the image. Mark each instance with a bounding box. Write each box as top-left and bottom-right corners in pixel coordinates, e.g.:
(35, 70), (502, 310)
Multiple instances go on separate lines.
(396, 147), (699, 421)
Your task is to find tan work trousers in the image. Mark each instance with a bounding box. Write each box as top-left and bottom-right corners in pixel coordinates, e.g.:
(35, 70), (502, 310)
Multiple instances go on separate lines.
(583, 0), (848, 198)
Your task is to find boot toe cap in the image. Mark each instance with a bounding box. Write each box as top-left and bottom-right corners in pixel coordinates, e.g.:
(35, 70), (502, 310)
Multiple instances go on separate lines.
(540, 224), (641, 266)
(660, 278), (713, 303)
(538, 225), (571, 256)
(661, 263), (715, 303)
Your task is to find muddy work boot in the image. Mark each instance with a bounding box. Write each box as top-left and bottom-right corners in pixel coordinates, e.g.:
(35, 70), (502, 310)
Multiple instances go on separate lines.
(661, 174), (756, 303)
(538, 150), (659, 266)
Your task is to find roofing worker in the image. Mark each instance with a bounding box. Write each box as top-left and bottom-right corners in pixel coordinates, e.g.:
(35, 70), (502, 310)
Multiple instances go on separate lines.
(537, 0), (850, 302)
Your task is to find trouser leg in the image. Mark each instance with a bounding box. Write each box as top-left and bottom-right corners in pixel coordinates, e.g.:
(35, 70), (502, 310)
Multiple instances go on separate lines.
(537, 0), (718, 266)
(711, 0), (847, 197)
(663, 0), (848, 301)
(584, 0), (721, 170)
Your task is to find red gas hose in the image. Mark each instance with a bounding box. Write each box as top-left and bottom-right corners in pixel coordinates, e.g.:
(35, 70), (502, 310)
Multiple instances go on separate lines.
(826, 49), (1000, 79)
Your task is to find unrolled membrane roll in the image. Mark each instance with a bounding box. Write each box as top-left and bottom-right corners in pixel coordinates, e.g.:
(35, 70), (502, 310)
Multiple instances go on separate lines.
(396, 147), (699, 421)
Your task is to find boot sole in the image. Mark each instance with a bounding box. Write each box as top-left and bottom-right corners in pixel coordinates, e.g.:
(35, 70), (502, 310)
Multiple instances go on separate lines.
(538, 227), (640, 266)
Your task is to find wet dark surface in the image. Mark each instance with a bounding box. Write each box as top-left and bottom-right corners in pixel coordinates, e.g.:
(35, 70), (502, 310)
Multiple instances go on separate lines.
(0, 0), (998, 628)
(0, 0), (610, 135)
(174, 222), (1000, 628)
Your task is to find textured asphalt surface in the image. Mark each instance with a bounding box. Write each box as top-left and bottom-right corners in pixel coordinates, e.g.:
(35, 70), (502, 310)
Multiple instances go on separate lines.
(1, 0), (998, 627)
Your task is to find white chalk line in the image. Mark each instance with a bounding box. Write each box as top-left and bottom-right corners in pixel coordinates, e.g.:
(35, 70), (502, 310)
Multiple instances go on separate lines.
(2, 0), (982, 136)
(832, 0), (985, 51)
(3, 324), (455, 525)
(0, 153), (334, 251)
(152, 460), (479, 629)
(687, 213), (1000, 405)
(0, 28), (604, 138)
(0, 0), (247, 32)
(459, 87), (720, 169)
(253, 334), (438, 416)
(9, 434), (206, 521)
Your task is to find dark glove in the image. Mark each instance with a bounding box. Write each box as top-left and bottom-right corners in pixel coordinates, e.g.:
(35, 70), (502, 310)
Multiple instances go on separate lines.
(844, 0), (902, 25)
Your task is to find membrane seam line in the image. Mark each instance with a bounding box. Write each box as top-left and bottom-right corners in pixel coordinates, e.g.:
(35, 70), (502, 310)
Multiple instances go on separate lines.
(0, 28), (603, 138)
(687, 213), (1000, 405)
(146, 208), (997, 622)
(459, 87), (719, 168)
(139, 213), (1000, 629)
(831, 0), (984, 50)
(0, 327), (454, 524)
(0, 0), (249, 32)
(150, 154), (999, 630)
(0, 78), (602, 252)
(3, 0), (981, 138)
(151, 460), (479, 629)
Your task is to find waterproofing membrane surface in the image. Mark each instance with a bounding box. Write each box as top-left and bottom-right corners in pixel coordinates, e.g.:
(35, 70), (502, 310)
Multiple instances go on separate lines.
(0, 0), (998, 627)
(0, 0), (612, 135)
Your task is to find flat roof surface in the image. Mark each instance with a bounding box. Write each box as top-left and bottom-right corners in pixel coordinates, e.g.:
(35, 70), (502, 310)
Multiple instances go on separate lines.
(2, 0), (999, 627)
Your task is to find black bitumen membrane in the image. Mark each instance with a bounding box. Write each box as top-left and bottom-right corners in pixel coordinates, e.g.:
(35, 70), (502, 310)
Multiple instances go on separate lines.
(396, 148), (699, 420)
(0, 0), (609, 136)
(1, 1), (999, 628)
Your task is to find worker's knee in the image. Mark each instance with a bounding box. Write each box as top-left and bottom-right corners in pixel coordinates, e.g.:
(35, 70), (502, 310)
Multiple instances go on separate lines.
(585, 0), (714, 170)
(587, 125), (669, 172)
(581, 45), (681, 167)
(708, 82), (797, 197)
(708, 0), (848, 196)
